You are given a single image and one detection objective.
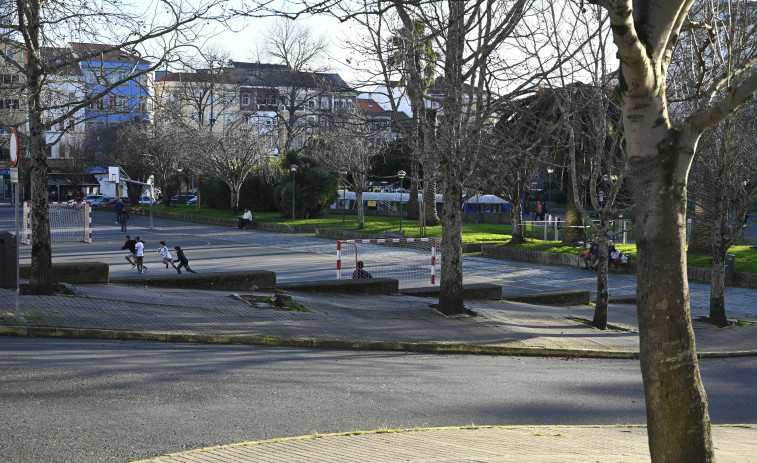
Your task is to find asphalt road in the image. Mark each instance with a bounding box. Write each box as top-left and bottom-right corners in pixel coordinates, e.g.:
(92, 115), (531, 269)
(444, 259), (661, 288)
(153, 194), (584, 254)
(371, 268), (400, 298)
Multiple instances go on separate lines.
(1, 337), (757, 463)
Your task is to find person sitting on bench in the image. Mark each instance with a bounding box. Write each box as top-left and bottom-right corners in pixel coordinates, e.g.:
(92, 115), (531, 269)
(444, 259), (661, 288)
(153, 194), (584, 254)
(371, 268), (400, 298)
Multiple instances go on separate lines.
(237, 209), (253, 229)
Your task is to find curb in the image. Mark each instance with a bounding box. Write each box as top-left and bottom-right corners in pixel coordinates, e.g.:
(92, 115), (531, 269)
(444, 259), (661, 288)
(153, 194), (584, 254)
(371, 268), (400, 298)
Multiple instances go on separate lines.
(4, 324), (752, 359)
(131, 424), (653, 463)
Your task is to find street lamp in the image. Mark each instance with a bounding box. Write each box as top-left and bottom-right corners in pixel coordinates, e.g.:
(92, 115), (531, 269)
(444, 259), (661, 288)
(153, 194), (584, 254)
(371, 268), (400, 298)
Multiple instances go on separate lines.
(581, 169), (591, 248)
(176, 167), (183, 205)
(290, 164), (297, 224)
(546, 165), (554, 215)
(340, 168), (348, 227)
(397, 170), (406, 233)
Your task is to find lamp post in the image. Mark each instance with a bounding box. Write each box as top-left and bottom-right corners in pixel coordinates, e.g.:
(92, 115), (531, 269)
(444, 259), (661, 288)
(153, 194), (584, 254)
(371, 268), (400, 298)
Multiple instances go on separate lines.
(581, 169), (590, 248)
(546, 165), (554, 216)
(397, 170), (406, 233)
(340, 168), (348, 227)
(176, 167), (183, 205)
(290, 164), (297, 224)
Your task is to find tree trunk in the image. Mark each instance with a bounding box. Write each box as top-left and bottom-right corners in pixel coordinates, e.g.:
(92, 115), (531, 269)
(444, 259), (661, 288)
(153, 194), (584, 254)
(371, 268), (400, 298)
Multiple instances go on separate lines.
(687, 202), (712, 254)
(405, 173), (419, 220)
(509, 199), (526, 244)
(356, 190), (365, 229)
(436, 0), (465, 316)
(708, 250), (728, 326)
(423, 180), (440, 226)
(563, 169), (584, 246)
(437, 179), (464, 315)
(27, 24), (54, 295)
(630, 133), (714, 461)
(592, 230), (610, 330)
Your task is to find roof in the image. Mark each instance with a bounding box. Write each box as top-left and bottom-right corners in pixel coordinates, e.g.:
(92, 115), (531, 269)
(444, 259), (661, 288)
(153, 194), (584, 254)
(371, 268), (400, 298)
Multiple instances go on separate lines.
(156, 72), (236, 85)
(230, 61), (353, 92)
(356, 98), (386, 114)
(68, 42), (151, 65)
(41, 47), (83, 76)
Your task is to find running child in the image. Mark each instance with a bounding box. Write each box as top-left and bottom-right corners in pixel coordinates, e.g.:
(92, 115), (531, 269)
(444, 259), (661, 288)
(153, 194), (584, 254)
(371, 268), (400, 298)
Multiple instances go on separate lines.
(157, 241), (179, 273)
(173, 246), (198, 274)
(135, 236), (147, 273)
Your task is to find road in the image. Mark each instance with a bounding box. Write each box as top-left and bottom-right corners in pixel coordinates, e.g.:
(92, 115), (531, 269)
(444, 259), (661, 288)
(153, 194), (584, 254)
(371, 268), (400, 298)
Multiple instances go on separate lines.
(1, 337), (756, 463)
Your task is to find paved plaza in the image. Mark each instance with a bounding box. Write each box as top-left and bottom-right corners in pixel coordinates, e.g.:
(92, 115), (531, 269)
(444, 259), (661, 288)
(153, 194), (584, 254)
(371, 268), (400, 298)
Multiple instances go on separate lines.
(1, 206), (756, 462)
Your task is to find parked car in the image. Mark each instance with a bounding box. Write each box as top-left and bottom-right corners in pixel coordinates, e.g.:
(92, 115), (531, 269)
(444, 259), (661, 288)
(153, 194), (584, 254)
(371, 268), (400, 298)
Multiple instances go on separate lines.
(102, 197), (131, 206)
(90, 196), (116, 207)
(68, 194), (103, 204)
(138, 195), (155, 205)
(170, 194), (197, 205)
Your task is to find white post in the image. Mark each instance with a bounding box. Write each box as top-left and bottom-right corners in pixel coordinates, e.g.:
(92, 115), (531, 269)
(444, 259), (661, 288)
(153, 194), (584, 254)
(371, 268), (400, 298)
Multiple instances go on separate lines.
(543, 218), (548, 241)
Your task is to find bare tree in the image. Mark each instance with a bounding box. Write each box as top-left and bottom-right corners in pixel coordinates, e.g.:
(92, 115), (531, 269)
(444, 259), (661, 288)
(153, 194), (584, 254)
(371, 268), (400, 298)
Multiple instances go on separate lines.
(308, 115), (378, 229)
(198, 118), (274, 215)
(1, 0), (229, 294)
(585, 0), (757, 458)
(688, 107), (757, 326)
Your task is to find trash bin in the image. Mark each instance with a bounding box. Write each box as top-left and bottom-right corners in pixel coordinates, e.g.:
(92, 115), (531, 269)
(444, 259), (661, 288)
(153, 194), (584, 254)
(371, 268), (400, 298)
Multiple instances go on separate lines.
(0, 231), (18, 288)
(724, 254), (736, 282)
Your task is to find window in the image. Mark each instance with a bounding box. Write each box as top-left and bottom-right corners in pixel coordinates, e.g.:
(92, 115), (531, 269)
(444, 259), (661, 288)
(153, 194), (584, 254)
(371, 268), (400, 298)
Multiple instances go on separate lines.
(241, 93), (250, 105)
(0, 99), (20, 110)
(226, 93), (234, 105)
(308, 98), (315, 108)
(307, 115), (316, 125)
(118, 96), (128, 108)
(321, 97), (329, 108)
(137, 97), (148, 111)
(225, 113), (234, 124)
(1, 74), (19, 85)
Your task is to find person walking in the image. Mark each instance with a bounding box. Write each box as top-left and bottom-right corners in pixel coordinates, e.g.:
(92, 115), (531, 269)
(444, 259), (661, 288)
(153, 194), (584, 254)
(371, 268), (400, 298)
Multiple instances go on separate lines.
(135, 236), (147, 274)
(173, 246), (198, 274)
(115, 198), (125, 224)
(121, 235), (137, 269)
(157, 241), (179, 273)
(119, 209), (129, 233)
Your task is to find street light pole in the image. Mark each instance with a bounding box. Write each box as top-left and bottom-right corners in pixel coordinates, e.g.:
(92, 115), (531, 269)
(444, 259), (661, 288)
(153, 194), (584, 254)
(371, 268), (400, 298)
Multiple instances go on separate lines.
(546, 166), (554, 215)
(582, 169), (590, 248)
(397, 170), (406, 233)
(176, 167), (183, 205)
(290, 164), (297, 224)
(340, 168), (348, 227)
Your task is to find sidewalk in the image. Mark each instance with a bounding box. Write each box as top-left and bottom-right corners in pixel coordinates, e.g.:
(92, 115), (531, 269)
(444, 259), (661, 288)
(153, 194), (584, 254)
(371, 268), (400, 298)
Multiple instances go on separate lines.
(1, 281), (756, 462)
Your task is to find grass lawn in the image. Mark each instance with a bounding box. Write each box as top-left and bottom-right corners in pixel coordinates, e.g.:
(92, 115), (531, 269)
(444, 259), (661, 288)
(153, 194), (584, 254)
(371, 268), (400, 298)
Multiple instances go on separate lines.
(144, 204), (757, 274)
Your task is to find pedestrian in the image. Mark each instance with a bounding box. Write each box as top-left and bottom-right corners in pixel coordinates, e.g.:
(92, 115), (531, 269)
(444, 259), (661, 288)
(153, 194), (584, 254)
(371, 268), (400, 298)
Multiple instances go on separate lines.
(135, 236), (147, 274)
(534, 201), (542, 221)
(541, 202), (548, 220)
(115, 198), (125, 224)
(157, 240), (179, 273)
(120, 209), (129, 233)
(352, 260), (373, 279)
(236, 209), (254, 229)
(121, 234), (137, 268)
(173, 246), (198, 274)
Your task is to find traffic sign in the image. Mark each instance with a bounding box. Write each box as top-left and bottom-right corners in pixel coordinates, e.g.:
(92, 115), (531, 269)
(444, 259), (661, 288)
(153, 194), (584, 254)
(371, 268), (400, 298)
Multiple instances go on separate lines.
(9, 127), (19, 167)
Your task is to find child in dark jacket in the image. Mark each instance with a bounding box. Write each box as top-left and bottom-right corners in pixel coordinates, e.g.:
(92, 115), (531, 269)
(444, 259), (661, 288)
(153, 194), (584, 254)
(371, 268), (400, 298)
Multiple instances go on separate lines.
(173, 246), (197, 274)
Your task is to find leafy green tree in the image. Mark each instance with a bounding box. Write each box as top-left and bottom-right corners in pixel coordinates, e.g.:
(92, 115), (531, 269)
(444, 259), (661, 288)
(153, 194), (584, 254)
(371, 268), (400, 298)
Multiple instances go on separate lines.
(273, 150), (337, 219)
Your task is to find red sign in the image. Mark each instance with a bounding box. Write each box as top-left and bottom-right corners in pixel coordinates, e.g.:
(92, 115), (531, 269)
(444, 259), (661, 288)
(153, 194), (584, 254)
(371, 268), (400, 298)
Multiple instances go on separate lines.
(9, 127), (19, 167)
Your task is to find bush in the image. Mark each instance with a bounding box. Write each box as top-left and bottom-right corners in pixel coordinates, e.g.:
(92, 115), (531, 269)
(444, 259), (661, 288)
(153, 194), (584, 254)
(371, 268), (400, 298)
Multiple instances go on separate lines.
(200, 178), (231, 210)
(240, 176), (277, 212)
